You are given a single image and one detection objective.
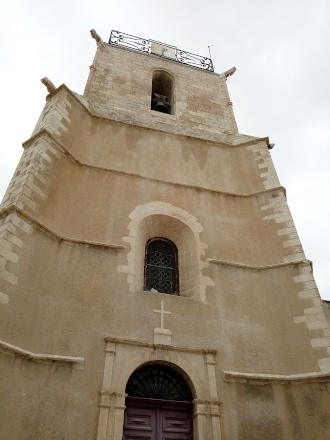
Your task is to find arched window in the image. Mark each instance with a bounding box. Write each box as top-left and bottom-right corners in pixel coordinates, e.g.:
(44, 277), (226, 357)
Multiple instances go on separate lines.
(151, 70), (174, 114)
(144, 237), (179, 294)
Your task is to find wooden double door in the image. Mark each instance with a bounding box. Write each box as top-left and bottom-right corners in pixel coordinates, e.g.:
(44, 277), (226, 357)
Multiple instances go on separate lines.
(123, 396), (193, 439)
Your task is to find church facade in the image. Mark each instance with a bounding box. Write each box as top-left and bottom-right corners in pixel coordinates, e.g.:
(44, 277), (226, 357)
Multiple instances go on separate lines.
(0, 29), (330, 439)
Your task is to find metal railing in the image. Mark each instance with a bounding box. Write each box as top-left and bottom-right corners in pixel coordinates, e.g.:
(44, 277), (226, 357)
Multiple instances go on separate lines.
(109, 30), (214, 72)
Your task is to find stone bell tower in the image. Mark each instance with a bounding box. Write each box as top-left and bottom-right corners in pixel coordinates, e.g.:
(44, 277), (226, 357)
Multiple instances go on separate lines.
(0, 29), (330, 440)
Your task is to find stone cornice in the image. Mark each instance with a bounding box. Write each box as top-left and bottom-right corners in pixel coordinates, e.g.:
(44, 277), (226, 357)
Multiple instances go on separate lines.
(0, 206), (310, 272)
(0, 206), (125, 251)
(104, 336), (217, 355)
(23, 129), (284, 199)
(223, 370), (330, 384)
(1, 205), (310, 272)
(42, 83), (271, 149)
(0, 339), (84, 365)
(208, 258), (312, 271)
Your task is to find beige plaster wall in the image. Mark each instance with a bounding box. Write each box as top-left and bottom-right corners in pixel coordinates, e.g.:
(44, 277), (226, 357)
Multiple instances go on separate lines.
(222, 380), (330, 440)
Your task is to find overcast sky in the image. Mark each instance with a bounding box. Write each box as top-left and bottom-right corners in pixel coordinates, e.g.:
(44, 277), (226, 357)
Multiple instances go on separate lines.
(1, 0), (329, 299)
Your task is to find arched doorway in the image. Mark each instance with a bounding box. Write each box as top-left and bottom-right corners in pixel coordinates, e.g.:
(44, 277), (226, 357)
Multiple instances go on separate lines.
(123, 364), (193, 439)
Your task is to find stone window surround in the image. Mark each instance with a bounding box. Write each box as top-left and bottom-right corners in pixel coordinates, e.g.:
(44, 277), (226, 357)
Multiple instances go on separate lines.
(117, 201), (214, 303)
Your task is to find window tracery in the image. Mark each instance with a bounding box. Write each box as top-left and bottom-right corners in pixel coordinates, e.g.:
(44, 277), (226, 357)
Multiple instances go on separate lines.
(126, 364), (192, 401)
(144, 237), (179, 294)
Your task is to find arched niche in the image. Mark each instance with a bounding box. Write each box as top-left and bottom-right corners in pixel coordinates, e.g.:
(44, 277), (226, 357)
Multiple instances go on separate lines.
(151, 70), (174, 114)
(118, 201), (214, 303)
(136, 214), (200, 299)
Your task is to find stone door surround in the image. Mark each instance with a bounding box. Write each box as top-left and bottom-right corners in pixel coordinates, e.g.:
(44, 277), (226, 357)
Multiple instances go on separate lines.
(96, 336), (222, 440)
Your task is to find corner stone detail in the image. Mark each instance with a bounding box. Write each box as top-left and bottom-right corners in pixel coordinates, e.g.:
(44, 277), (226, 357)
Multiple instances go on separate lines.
(0, 213), (32, 303)
(293, 263), (330, 372)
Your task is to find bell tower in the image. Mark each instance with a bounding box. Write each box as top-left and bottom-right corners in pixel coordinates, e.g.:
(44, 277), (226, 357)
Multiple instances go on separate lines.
(0, 29), (329, 440)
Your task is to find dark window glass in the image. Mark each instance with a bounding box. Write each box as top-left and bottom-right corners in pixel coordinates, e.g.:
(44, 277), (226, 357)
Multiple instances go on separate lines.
(144, 238), (179, 294)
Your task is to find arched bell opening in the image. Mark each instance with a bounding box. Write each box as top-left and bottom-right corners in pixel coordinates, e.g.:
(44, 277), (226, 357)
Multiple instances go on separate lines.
(123, 363), (193, 439)
(151, 70), (174, 114)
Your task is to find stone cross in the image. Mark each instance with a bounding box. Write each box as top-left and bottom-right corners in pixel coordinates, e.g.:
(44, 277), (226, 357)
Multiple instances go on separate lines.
(153, 299), (172, 330)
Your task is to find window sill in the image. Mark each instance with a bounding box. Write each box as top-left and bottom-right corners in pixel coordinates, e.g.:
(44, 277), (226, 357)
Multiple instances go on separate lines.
(150, 109), (177, 120)
(137, 289), (198, 303)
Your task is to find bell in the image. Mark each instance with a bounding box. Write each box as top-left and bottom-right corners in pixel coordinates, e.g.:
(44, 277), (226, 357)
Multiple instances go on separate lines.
(152, 93), (171, 114)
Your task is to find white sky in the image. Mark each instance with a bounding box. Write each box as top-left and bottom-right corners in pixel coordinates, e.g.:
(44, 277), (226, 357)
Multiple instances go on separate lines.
(1, 0), (329, 299)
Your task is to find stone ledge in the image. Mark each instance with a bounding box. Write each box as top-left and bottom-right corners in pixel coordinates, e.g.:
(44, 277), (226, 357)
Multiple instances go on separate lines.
(22, 130), (285, 199)
(0, 339), (84, 365)
(39, 83), (269, 148)
(104, 336), (217, 355)
(208, 258), (311, 271)
(0, 206), (125, 251)
(223, 370), (330, 385)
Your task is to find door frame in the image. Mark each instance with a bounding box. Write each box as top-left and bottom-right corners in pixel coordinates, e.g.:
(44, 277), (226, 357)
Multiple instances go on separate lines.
(96, 337), (222, 440)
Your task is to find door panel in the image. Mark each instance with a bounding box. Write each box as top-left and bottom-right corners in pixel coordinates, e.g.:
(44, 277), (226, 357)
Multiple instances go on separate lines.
(123, 405), (156, 439)
(123, 398), (192, 440)
(161, 412), (192, 433)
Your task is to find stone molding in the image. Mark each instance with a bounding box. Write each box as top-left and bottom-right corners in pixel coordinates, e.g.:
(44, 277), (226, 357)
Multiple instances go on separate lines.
(41, 77), (57, 96)
(0, 339), (84, 365)
(0, 206), (125, 251)
(0, 205), (316, 304)
(104, 336), (217, 355)
(97, 337), (222, 440)
(293, 264), (330, 371)
(261, 191), (305, 263)
(208, 258), (312, 271)
(38, 82), (270, 148)
(0, 205), (314, 271)
(0, 211), (33, 304)
(118, 201), (214, 302)
(247, 141), (280, 190)
(23, 129), (284, 200)
(223, 370), (330, 385)
(193, 399), (222, 417)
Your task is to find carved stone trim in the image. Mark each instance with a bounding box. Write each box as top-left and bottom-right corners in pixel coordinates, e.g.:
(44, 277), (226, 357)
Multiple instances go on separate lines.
(41, 77), (57, 96)
(0, 339), (84, 365)
(90, 29), (105, 47)
(193, 399), (222, 417)
(222, 66), (236, 78)
(223, 370), (330, 385)
(0, 206), (125, 251)
(208, 258), (312, 271)
(97, 336), (221, 439)
(104, 336), (216, 355)
(99, 391), (127, 408)
(22, 129), (285, 200)
(33, 82), (268, 149)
